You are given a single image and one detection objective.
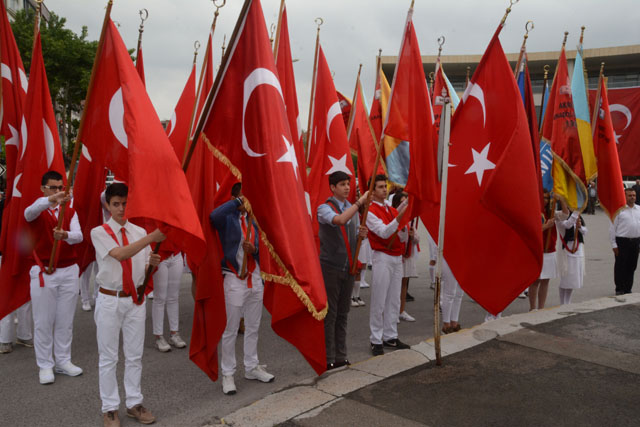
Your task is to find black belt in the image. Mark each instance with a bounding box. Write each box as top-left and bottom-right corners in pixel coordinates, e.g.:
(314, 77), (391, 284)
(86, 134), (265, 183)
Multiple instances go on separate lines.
(616, 236), (640, 242)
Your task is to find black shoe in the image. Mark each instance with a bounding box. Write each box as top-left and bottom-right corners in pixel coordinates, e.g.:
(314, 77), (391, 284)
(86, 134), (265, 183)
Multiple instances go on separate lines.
(383, 338), (410, 349)
(334, 359), (350, 368)
(405, 293), (415, 302)
(371, 343), (384, 356)
(326, 362), (335, 370)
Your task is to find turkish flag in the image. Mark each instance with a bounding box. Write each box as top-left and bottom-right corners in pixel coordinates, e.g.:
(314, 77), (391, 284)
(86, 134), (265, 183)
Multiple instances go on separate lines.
(336, 90), (352, 143)
(307, 45), (356, 236)
(434, 26), (543, 315)
(589, 87), (640, 176)
(77, 20), (205, 266)
(369, 63), (384, 143)
(0, 0), (27, 254)
(384, 10), (439, 227)
(593, 78), (626, 220)
(348, 78), (385, 195)
(0, 32), (67, 318)
(196, 0), (327, 375)
(541, 48), (587, 211)
(166, 63), (196, 164)
(135, 47), (145, 87)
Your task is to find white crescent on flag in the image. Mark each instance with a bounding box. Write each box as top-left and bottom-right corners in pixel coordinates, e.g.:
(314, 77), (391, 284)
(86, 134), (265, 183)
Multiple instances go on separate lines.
(108, 87), (128, 149)
(43, 119), (55, 168)
(167, 110), (177, 138)
(242, 68), (285, 158)
(326, 102), (342, 143)
(462, 83), (486, 127)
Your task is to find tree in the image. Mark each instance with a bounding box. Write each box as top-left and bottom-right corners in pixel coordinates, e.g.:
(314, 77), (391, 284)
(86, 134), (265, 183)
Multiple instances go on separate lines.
(11, 9), (97, 159)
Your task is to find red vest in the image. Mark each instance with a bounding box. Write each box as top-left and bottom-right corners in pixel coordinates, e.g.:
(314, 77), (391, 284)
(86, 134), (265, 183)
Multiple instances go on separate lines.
(28, 206), (78, 268)
(542, 211), (557, 254)
(368, 202), (404, 256)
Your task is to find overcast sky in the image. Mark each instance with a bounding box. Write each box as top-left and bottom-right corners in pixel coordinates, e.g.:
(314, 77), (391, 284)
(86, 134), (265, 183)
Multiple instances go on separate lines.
(44, 0), (639, 123)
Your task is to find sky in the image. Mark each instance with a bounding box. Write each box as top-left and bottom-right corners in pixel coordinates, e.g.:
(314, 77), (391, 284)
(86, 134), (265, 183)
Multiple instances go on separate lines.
(42, 0), (640, 124)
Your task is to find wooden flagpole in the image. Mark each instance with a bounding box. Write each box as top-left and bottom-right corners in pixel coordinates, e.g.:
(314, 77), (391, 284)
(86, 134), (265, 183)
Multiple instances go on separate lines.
(181, 0), (226, 166)
(513, 21), (533, 77)
(239, 211), (254, 279)
(304, 18), (322, 163)
(48, 0), (113, 274)
(345, 64), (363, 140)
(434, 97), (452, 366)
(272, 0), (285, 58)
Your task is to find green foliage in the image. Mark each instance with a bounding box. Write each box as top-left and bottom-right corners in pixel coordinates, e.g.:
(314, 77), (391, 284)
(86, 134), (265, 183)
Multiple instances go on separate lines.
(11, 9), (97, 157)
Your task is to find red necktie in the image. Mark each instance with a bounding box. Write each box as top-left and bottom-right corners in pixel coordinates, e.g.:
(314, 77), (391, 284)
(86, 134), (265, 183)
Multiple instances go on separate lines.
(241, 216), (256, 288)
(120, 227), (137, 300)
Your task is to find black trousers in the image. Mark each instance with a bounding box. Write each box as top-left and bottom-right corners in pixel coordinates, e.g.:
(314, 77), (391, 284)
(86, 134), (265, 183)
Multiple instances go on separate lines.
(614, 237), (640, 294)
(321, 264), (354, 364)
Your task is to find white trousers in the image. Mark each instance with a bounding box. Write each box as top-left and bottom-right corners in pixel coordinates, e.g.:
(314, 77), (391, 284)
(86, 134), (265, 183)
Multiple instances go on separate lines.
(0, 302), (33, 343)
(152, 254), (184, 335)
(220, 272), (264, 377)
(94, 293), (146, 412)
(369, 251), (403, 344)
(29, 264), (79, 369)
(80, 261), (98, 305)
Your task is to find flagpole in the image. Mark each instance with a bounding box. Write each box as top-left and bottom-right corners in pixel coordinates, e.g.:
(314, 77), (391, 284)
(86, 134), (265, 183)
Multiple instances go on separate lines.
(513, 21), (533, 77)
(345, 64), (363, 139)
(272, 0), (285, 58)
(434, 98), (452, 366)
(32, 0), (42, 41)
(135, 8), (148, 63)
(192, 40), (201, 66)
(239, 212), (254, 279)
(591, 62), (605, 137)
(220, 34), (227, 66)
(538, 64), (550, 133)
(48, 0), (113, 274)
(181, 0), (226, 166)
(305, 18), (322, 163)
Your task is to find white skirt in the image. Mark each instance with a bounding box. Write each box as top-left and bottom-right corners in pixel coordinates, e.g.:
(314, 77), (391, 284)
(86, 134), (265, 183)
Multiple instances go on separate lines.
(539, 252), (558, 279)
(559, 246), (585, 289)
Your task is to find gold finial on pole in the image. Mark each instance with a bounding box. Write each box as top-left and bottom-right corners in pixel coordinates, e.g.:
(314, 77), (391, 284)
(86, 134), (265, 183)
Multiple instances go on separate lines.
(500, 0), (519, 26)
(428, 71), (434, 89)
(410, 0), (415, 9)
(192, 40), (200, 65)
(562, 31), (569, 48)
(136, 8), (148, 55)
(538, 64), (551, 132)
(590, 62), (606, 137)
(315, 17), (324, 33)
(465, 66), (471, 89)
(514, 21), (534, 76)
(269, 22), (276, 46)
(579, 25), (586, 45)
(221, 34), (227, 62)
(33, 0), (43, 38)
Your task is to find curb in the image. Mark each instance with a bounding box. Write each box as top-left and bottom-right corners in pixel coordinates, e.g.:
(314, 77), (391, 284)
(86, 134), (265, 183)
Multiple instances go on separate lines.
(210, 294), (640, 426)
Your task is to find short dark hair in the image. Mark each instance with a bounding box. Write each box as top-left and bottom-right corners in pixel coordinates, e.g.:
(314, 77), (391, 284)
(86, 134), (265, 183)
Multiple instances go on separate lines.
(105, 183), (128, 204)
(328, 171), (351, 187)
(231, 182), (242, 198)
(392, 191), (407, 208)
(625, 187), (635, 193)
(41, 170), (63, 186)
(368, 174), (387, 188)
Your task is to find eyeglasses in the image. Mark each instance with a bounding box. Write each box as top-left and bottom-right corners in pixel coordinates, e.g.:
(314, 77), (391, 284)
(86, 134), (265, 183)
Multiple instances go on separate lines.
(43, 185), (65, 191)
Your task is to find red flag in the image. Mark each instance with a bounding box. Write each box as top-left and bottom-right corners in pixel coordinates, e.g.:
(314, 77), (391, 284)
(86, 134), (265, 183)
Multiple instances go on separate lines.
(77, 20), (205, 267)
(590, 87), (640, 176)
(434, 26), (543, 315)
(432, 60), (450, 138)
(197, 0), (327, 375)
(541, 48), (587, 210)
(135, 47), (145, 87)
(384, 9), (439, 227)
(347, 77), (385, 195)
(307, 46), (357, 234)
(0, 0), (27, 252)
(166, 63), (196, 163)
(274, 6), (308, 201)
(369, 61), (384, 143)
(0, 33), (67, 318)
(593, 78), (626, 220)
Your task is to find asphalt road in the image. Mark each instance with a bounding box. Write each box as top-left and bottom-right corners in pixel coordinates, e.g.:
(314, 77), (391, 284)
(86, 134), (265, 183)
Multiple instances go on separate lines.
(0, 208), (621, 426)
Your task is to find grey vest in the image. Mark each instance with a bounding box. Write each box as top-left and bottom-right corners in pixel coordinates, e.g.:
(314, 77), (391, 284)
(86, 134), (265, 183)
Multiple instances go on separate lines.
(318, 197), (358, 272)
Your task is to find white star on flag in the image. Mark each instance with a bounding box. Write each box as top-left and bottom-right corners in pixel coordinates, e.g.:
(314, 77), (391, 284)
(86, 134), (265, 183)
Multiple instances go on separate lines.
(464, 142), (495, 186)
(325, 154), (352, 176)
(276, 135), (299, 179)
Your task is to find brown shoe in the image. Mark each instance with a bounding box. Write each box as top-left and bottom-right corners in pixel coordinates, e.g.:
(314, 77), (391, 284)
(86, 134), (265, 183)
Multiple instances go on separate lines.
(103, 411), (120, 427)
(126, 404), (155, 424)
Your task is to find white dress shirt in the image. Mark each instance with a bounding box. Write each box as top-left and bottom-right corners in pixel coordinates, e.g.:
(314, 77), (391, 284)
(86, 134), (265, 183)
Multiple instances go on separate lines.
(610, 204), (640, 248)
(24, 196), (82, 245)
(90, 217), (150, 291)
